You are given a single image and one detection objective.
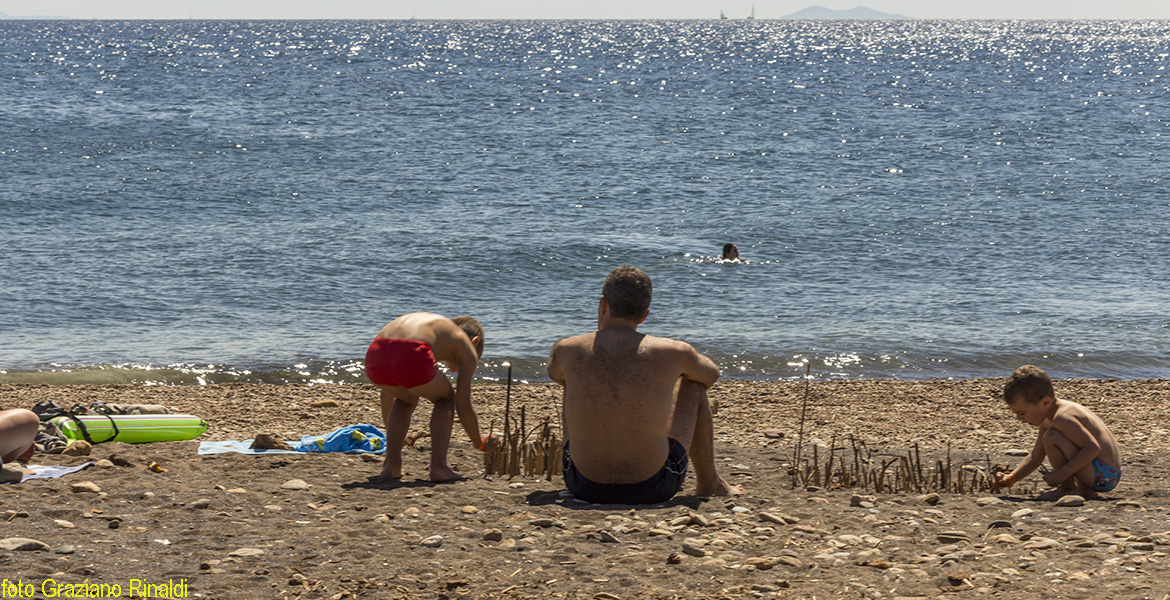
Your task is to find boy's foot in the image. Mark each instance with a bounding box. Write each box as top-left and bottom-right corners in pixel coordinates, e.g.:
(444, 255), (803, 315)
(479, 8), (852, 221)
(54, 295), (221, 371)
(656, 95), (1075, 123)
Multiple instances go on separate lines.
(429, 466), (459, 483)
(695, 476), (747, 497)
(1037, 487), (1076, 501)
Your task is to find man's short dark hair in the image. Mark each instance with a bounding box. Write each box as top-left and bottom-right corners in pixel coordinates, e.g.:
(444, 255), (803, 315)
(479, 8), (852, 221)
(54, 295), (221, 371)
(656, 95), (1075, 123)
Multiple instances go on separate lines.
(602, 266), (652, 320)
(1003, 365), (1054, 405)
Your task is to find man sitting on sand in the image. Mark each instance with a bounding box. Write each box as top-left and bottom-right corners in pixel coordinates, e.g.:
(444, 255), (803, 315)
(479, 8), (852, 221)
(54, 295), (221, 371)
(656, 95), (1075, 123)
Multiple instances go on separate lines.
(365, 313), (497, 482)
(547, 266), (745, 504)
(996, 365), (1122, 500)
(0, 408), (39, 483)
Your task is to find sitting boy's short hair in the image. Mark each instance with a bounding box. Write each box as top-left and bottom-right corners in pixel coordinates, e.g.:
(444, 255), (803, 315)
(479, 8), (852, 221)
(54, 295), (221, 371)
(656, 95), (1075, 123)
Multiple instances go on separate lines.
(1004, 365), (1055, 404)
(602, 266), (652, 321)
(451, 316), (485, 357)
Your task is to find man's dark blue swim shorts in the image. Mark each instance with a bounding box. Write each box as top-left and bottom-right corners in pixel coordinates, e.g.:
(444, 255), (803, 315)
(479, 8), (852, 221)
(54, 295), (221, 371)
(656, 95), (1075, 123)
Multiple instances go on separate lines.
(562, 439), (688, 504)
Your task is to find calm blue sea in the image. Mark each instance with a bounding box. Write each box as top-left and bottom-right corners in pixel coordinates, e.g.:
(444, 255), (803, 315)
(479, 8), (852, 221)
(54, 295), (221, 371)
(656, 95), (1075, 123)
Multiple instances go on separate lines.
(1, 19), (1167, 385)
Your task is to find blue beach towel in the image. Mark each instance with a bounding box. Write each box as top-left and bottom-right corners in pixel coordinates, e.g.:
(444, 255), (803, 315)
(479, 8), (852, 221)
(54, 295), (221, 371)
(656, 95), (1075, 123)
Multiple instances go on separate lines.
(293, 424), (385, 454)
(198, 424), (388, 455)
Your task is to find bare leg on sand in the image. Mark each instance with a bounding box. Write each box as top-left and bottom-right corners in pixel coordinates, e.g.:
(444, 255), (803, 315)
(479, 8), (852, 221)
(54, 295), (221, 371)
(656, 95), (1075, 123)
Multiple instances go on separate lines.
(668, 379), (746, 497)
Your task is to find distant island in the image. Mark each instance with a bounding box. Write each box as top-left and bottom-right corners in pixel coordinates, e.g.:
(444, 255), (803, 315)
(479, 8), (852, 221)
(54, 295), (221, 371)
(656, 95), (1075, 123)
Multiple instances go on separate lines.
(781, 5), (909, 19)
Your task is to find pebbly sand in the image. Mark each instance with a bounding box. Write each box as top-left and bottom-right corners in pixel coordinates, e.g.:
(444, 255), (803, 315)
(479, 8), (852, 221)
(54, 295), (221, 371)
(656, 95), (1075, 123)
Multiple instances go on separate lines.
(1, 378), (1169, 600)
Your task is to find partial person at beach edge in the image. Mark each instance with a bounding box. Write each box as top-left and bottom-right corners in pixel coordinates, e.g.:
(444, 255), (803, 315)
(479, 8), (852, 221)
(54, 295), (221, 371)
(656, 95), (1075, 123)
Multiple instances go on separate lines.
(364, 313), (498, 483)
(548, 266), (745, 504)
(0, 408), (39, 483)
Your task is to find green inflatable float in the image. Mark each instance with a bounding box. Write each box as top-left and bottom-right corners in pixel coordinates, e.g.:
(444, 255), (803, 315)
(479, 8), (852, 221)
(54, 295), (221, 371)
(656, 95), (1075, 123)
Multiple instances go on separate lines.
(50, 414), (208, 444)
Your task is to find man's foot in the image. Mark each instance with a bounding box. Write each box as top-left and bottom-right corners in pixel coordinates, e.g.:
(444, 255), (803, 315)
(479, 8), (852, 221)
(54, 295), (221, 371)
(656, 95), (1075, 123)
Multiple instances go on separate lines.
(695, 475), (747, 497)
(429, 466), (459, 483)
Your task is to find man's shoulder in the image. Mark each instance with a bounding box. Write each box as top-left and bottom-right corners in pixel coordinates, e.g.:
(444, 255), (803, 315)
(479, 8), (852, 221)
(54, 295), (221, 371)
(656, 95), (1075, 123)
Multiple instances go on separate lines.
(552, 332), (596, 350)
(639, 333), (694, 352)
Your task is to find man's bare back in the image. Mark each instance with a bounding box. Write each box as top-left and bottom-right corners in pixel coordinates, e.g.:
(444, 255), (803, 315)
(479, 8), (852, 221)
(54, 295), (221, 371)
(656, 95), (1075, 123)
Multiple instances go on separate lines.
(552, 328), (712, 483)
(548, 266), (744, 502)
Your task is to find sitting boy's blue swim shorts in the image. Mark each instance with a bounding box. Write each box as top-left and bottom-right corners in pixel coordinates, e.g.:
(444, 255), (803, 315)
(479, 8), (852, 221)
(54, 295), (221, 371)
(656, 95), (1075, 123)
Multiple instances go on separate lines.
(1091, 457), (1121, 492)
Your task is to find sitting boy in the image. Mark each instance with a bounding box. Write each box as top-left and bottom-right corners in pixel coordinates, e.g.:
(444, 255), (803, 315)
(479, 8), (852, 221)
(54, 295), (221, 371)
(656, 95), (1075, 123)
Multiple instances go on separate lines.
(996, 365), (1122, 500)
(364, 313), (496, 482)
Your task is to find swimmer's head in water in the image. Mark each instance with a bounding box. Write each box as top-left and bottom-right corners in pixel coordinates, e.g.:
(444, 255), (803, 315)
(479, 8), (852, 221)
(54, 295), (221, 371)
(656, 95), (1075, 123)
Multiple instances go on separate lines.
(722, 243), (739, 260)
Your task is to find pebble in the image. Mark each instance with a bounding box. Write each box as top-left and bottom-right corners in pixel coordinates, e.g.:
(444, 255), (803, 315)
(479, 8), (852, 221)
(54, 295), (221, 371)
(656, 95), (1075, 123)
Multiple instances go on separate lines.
(54, 519), (75, 528)
(228, 547), (265, 557)
(1011, 508), (1034, 518)
(70, 481), (101, 494)
(681, 541), (708, 557)
(774, 555), (803, 568)
(745, 557), (774, 570)
(460, 505), (479, 514)
(54, 545), (76, 555)
(689, 511), (710, 527)
(529, 518), (556, 528)
(420, 535), (443, 548)
(759, 512), (798, 525)
(919, 493), (940, 505)
(987, 520), (1012, 529)
(975, 496), (1000, 506)
(63, 440), (93, 456)
(483, 529), (503, 542)
(937, 531), (970, 544)
(95, 459), (115, 469)
(0, 538), (51, 551)
(851, 494), (877, 508)
(598, 530), (622, 543)
(1055, 495), (1085, 507)
(190, 498), (211, 509)
(309, 400), (339, 408)
(280, 479), (310, 490)
(1005, 449), (1030, 456)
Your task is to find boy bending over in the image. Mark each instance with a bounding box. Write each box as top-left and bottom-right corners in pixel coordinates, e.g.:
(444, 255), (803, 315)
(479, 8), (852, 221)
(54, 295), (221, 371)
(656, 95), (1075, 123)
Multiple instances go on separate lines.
(365, 313), (496, 482)
(996, 365), (1121, 500)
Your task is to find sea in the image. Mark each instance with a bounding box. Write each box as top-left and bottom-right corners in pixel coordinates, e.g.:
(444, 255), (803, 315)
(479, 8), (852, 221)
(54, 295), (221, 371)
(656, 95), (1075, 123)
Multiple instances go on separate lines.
(1, 19), (1167, 386)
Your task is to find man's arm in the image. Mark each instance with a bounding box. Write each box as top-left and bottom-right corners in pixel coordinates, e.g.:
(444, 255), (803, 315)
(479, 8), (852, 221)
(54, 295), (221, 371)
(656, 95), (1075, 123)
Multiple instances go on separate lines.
(547, 340), (566, 385)
(678, 341), (720, 389)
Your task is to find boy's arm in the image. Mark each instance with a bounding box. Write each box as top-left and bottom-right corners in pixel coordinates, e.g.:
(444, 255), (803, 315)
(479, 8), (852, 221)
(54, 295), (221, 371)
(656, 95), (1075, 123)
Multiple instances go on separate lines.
(452, 364), (488, 450)
(1001, 429), (1048, 486)
(1042, 415), (1102, 486)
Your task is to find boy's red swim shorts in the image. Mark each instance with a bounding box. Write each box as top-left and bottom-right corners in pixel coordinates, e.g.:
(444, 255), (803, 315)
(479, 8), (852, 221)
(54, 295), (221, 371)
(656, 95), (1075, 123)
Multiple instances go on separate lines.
(364, 338), (439, 388)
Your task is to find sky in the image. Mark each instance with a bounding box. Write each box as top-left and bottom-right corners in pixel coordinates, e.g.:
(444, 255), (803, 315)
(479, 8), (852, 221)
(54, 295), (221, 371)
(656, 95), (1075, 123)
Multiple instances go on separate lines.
(3, 0), (1169, 21)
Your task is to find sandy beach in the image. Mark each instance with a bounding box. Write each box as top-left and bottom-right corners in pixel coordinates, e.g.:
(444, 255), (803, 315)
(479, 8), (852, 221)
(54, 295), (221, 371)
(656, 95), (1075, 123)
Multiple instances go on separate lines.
(2, 378), (1169, 600)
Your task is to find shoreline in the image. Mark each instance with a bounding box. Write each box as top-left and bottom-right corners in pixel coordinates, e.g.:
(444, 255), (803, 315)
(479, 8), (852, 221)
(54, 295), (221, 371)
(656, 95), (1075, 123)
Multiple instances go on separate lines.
(2, 379), (1168, 599)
